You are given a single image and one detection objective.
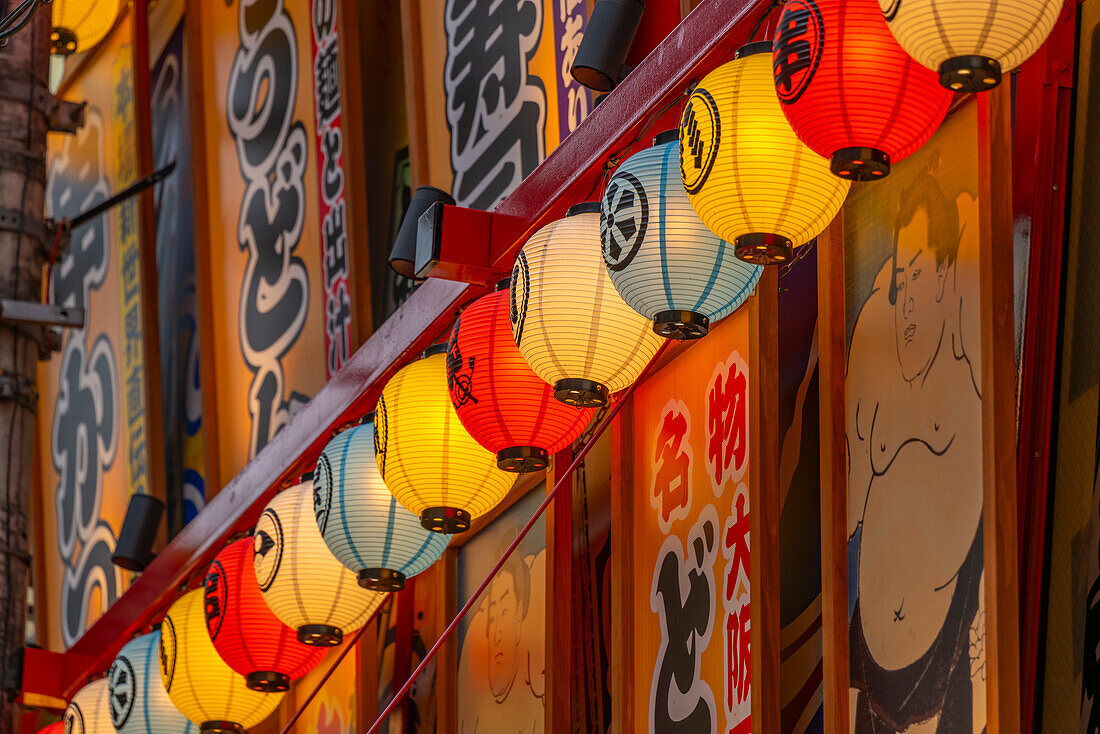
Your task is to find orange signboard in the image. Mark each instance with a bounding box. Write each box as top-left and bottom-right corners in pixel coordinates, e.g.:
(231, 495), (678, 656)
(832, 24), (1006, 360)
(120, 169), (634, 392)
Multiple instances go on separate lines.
(632, 311), (753, 734)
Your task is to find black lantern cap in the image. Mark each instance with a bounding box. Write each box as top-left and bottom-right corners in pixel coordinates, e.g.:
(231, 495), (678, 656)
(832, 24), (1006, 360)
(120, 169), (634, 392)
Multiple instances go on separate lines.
(567, 202), (602, 216)
(939, 55), (1001, 93)
(554, 378), (609, 408)
(421, 506), (471, 534)
(735, 233), (794, 265)
(298, 624), (342, 646)
(246, 671), (290, 692)
(736, 41), (772, 59)
(497, 446), (549, 473)
(653, 129), (679, 147)
(111, 494), (165, 572)
(570, 0), (645, 92)
(654, 310), (710, 340)
(201, 722), (245, 734)
(359, 567), (407, 591)
(832, 147), (890, 181)
(495, 276), (511, 291)
(422, 343), (448, 358)
(389, 186), (455, 278)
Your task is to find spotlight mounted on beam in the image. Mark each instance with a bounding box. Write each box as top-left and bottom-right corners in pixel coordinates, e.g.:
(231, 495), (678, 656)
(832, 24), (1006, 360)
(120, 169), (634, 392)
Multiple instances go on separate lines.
(570, 0), (644, 92)
(111, 494), (164, 572)
(388, 186), (455, 279)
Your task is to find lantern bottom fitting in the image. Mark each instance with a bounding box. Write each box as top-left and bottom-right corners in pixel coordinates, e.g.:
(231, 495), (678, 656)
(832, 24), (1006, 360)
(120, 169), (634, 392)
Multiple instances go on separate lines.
(421, 506), (472, 534)
(246, 671), (291, 692)
(497, 446), (550, 473)
(553, 379), (609, 408)
(653, 310), (709, 341)
(359, 567), (407, 591)
(735, 233), (793, 265)
(831, 147), (890, 181)
(201, 722), (245, 734)
(939, 55), (1001, 93)
(298, 624), (343, 647)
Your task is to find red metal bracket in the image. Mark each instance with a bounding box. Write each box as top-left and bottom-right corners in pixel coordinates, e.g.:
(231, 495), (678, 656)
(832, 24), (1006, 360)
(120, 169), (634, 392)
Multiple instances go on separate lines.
(414, 205), (526, 284)
(18, 648), (89, 710)
(47, 0), (770, 699)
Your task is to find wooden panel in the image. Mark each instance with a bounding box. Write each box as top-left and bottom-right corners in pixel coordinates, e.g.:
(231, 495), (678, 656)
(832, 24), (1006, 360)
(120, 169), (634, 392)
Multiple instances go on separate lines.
(750, 267), (782, 734)
(817, 218), (850, 734)
(609, 398), (635, 734)
(399, 0), (430, 190)
(547, 449), (575, 732)
(436, 549), (458, 734)
(977, 84), (1022, 734)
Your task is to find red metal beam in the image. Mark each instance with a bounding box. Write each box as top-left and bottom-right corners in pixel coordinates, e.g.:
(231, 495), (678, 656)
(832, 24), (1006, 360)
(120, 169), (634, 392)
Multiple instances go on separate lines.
(55, 0), (770, 697)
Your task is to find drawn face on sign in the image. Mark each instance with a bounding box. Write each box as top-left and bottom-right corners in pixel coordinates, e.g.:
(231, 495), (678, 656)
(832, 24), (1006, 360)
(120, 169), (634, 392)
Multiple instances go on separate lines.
(487, 566), (524, 701)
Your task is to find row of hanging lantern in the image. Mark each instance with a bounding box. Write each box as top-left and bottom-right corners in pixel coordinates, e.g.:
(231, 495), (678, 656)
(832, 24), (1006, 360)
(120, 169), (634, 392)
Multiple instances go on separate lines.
(48, 2), (1063, 731)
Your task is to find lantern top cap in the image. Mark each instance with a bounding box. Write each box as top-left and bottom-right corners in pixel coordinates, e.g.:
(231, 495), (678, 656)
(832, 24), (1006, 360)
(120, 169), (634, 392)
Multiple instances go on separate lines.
(735, 41), (772, 59)
(653, 129), (679, 147)
(298, 470), (314, 483)
(362, 411), (376, 424)
(495, 277), (511, 291)
(567, 202), (602, 216)
(422, 343), (448, 358)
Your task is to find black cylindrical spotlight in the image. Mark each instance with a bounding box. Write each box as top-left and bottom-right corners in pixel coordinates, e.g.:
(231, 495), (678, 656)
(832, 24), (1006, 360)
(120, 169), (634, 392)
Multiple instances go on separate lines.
(570, 0), (644, 92)
(388, 186), (455, 278)
(112, 494), (165, 571)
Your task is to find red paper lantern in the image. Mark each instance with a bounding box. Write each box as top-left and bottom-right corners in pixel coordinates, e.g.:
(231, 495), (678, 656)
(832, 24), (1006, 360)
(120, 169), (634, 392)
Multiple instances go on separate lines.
(204, 538), (328, 692)
(447, 286), (594, 472)
(771, 0), (952, 180)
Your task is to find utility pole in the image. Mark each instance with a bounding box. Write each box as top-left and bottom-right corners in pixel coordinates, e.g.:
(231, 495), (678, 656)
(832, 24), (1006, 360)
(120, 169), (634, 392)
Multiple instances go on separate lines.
(0, 4), (49, 730)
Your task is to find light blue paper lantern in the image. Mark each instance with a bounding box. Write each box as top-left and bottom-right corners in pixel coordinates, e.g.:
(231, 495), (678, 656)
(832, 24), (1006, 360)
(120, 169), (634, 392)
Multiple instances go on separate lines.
(601, 130), (763, 340)
(313, 416), (450, 592)
(108, 631), (197, 734)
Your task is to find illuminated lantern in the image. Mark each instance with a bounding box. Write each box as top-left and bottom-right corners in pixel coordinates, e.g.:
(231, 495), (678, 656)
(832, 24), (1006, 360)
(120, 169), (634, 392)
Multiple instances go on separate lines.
(159, 590), (283, 733)
(878, 0), (1061, 92)
(256, 480), (387, 645)
(771, 0), (952, 181)
(680, 42), (850, 264)
(447, 286), (595, 469)
(511, 204), (664, 406)
(314, 418), (450, 591)
(376, 348), (516, 533)
(109, 631), (197, 734)
(205, 539), (328, 691)
(63, 680), (112, 734)
(50, 0), (122, 54)
(601, 131), (763, 339)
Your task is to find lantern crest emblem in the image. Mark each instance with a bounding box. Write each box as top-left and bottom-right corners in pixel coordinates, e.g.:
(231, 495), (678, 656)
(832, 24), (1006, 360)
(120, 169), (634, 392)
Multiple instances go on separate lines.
(602, 171), (649, 272)
(159, 616), (177, 690)
(774, 0), (824, 104)
(313, 454), (334, 535)
(106, 656), (136, 728)
(678, 88), (719, 194)
(203, 560), (229, 638)
(253, 509), (284, 592)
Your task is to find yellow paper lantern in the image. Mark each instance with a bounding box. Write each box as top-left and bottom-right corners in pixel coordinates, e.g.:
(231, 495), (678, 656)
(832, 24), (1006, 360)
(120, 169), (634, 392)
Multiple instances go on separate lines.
(63, 679), (113, 734)
(158, 590), (283, 734)
(679, 42), (850, 264)
(376, 348), (516, 533)
(50, 0), (121, 55)
(511, 204), (664, 406)
(255, 480), (387, 646)
(878, 0), (1062, 92)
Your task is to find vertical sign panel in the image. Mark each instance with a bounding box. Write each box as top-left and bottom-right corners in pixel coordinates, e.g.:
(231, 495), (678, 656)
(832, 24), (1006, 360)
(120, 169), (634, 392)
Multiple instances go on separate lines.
(39, 22), (139, 649)
(843, 102), (986, 732)
(632, 310), (753, 734)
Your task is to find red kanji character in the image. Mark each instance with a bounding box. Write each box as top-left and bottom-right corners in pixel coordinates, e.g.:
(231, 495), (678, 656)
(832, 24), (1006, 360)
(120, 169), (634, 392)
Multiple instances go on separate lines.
(726, 600), (751, 707)
(706, 354), (749, 490)
(724, 492), (750, 601)
(651, 402), (692, 526)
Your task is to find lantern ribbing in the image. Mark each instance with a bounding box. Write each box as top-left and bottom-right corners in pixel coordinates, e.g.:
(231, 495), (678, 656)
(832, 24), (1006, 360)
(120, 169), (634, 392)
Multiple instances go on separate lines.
(255, 481), (387, 646)
(448, 288), (594, 470)
(511, 205), (664, 406)
(63, 679), (113, 734)
(109, 632), (198, 734)
(376, 351), (516, 533)
(206, 538), (329, 691)
(773, 0), (952, 180)
(315, 419), (450, 590)
(679, 43), (849, 264)
(602, 132), (762, 338)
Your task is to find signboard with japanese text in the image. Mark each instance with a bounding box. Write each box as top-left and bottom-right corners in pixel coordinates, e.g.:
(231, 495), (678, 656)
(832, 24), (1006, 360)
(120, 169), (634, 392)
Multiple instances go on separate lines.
(843, 102), (986, 733)
(632, 310), (752, 734)
(37, 19), (141, 650)
(191, 0), (357, 485)
(408, 0), (590, 209)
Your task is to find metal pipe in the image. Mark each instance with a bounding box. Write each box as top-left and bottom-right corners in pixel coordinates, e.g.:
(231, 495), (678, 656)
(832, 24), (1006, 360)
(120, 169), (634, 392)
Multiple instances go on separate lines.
(362, 340), (671, 734)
